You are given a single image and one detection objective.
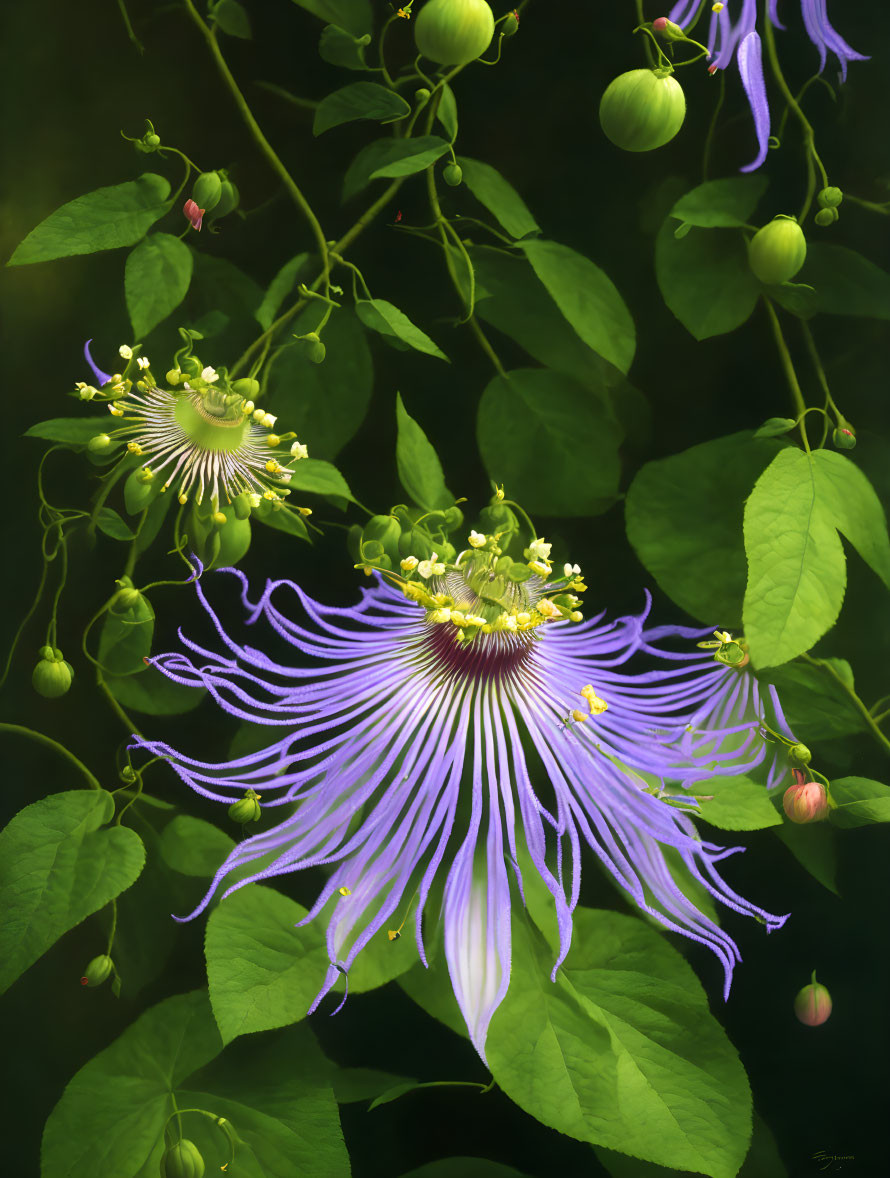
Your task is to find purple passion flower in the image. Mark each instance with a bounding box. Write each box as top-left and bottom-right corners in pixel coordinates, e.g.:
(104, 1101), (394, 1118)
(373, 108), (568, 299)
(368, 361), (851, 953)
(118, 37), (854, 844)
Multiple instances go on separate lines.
(138, 543), (790, 1061)
(667, 0), (867, 171)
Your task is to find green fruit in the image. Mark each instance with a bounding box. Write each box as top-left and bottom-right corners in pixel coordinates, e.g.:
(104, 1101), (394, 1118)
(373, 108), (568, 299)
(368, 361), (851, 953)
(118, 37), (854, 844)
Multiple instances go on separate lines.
(80, 955), (113, 987)
(87, 434), (112, 453)
(415, 0), (495, 66)
(443, 162), (463, 186)
(32, 653), (74, 699)
(599, 69), (686, 152)
(748, 216), (807, 285)
(160, 1139), (205, 1178)
(192, 171), (222, 211)
(308, 341), (326, 364)
(211, 178), (240, 219)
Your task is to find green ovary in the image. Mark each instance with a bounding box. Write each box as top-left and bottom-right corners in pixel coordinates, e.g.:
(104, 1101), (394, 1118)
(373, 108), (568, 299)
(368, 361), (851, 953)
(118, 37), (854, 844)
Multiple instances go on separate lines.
(174, 396), (250, 453)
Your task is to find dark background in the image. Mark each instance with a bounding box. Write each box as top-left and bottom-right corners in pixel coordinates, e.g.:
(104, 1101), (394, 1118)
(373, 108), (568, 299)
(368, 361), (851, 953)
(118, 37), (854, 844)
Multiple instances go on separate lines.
(1, 1), (888, 1175)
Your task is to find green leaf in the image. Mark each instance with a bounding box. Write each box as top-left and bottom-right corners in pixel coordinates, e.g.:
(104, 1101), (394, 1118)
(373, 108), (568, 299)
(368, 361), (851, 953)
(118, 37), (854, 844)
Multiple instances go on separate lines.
(256, 505), (311, 540)
(24, 416), (113, 444)
(758, 659), (866, 743)
(754, 417), (796, 438)
(104, 667), (207, 715)
(396, 393), (453, 512)
(0, 790), (144, 995)
(42, 989), (349, 1178)
(743, 448), (847, 669)
(691, 775), (781, 831)
(799, 244), (890, 319)
(520, 239), (635, 374)
(343, 136), (450, 200)
(285, 457), (356, 503)
(8, 173), (172, 266)
(95, 506), (136, 541)
(97, 594), (156, 676)
(318, 22), (370, 69)
(810, 449), (890, 591)
(670, 176), (768, 228)
(477, 368), (622, 516)
(773, 821), (838, 894)
(125, 232), (194, 338)
(437, 83), (458, 142)
(655, 219), (761, 339)
(293, 0), (371, 37)
(314, 81), (410, 134)
(266, 306), (372, 459)
(486, 909), (751, 1178)
(159, 815), (236, 875)
(829, 776), (890, 827)
(625, 432), (783, 625)
(255, 252), (310, 331)
(458, 157), (540, 240)
(213, 0), (252, 37)
(188, 253), (264, 362)
(356, 297), (448, 359)
(333, 1066), (418, 1104)
(398, 1160), (534, 1178)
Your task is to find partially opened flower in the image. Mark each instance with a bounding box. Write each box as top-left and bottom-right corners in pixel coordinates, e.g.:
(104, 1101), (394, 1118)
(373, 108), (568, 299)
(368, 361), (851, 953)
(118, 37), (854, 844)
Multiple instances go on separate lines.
(667, 0), (867, 171)
(138, 539), (789, 1061)
(82, 340), (307, 508)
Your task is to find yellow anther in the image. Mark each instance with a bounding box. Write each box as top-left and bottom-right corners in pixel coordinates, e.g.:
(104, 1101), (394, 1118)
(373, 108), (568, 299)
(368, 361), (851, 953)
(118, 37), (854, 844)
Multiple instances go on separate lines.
(712, 2), (724, 11)
(108, 405), (124, 417)
(494, 485), (505, 501)
(570, 611), (583, 623)
(536, 599), (561, 619)
(298, 506), (313, 516)
(571, 709), (587, 723)
(126, 441), (143, 455)
(178, 493), (188, 505)
(265, 460), (282, 474)
(387, 929), (401, 941)
(212, 511), (227, 525)
(339, 886), (352, 897)
(266, 434), (281, 448)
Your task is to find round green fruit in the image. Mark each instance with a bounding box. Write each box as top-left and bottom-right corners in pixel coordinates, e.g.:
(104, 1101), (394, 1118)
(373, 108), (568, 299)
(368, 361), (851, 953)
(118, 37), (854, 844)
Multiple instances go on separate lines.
(32, 654), (74, 699)
(414, 0), (495, 66)
(191, 171), (222, 211)
(747, 216), (807, 285)
(160, 1139), (205, 1178)
(599, 69), (686, 152)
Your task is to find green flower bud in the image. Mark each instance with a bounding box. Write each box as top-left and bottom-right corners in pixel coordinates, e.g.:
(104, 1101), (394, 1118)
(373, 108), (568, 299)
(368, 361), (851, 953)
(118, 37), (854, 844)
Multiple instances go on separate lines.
(192, 171), (222, 211)
(748, 216), (807, 285)
(652, 16), (686, 41)
(599, 69), (686, 152)
(88, 434), (112, 453)
(32, 652), (74, 699)
(39, 644), (54, 660)
(817, 186), (843, 209)
(110, 586), (143, 614)
(832, 425), (856, 450)
(120, 765), (137, 783)
(415, 87), (431, 105)
(788, 742), (812, 766)
(414, 0), (495, 66)
(144, 133), (161, 148)
(814, 206), (839, 227)
(443, 162), (463, 186)
(502, 10), (519, 36)
(228, 789), (262, 825)
(166, 368), (182, 386)
(211, 178), (240, 219)
(80, 955), (114, 988)
(363, 515), (402, 565)
(160, 1139), (206, 1178)
(308, 341), (326, 364)
(441, 505), (464, 533)
(233, 491), (253, 520)
(478, 503), (517, 534)
(232, 377), (260, 400)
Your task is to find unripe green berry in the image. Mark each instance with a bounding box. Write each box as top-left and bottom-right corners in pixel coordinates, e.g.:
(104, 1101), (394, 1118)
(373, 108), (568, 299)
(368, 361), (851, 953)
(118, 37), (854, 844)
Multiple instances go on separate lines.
(748, 216), (807, 285)
(308, 341), (326, 364)
(228, 789), (262, 825)
(80, 955), (113, 988)
(832, 425), (856, 450)
(817, 186), (843, 209)
(788, 742), (812, 766)
(88, 434), (112, 453)
(599, 69), (686, 152)
(443, 162), (463, 186)
(415, 0), (495, 66)
(32, 653), (74, 699)
(814, 207), (839, 227)
(160, 1139), (206, 1178)
(191, 171), (222, 211)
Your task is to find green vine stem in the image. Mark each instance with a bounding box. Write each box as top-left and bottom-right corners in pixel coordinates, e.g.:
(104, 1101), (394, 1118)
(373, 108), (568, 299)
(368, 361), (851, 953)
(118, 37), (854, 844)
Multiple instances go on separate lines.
(0, 722), (102, 790)
(183, 0), (331, 295)
(799, 653), (890, 757)
(763, 299), (810, 453)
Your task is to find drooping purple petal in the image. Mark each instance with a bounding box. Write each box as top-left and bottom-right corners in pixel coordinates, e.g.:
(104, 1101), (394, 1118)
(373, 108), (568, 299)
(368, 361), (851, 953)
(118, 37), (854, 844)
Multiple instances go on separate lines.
(800, 0), (868, 80)
(83, 339), (111, 387)
(737, 32), (771, 172)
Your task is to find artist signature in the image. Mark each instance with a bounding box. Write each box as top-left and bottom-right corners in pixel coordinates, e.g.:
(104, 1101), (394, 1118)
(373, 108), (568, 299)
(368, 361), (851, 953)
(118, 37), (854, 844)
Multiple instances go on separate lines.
(812, 1149), (855, 1172)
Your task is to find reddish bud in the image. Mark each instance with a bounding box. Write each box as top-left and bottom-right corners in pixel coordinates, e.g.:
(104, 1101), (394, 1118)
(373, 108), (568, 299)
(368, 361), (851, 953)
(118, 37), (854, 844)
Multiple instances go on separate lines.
(653, 17), (668, 29)
(783, 773), (829, 823)
(183, 198), (205, 232)
(794, 977), (832, 1026)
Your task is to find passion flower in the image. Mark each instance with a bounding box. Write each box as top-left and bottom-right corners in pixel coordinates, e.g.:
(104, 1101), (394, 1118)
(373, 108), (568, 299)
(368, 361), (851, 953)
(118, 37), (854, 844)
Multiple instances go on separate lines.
(747, 216), (807, 285)
(414, 0), (495, 66)
(598, 69), (686, 152)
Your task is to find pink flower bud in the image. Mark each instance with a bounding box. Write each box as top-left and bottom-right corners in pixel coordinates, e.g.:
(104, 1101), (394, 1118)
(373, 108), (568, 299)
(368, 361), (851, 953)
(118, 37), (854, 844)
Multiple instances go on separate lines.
(183, 198), (205, 232)
(782, 772), (829, 823)
(794, 978), (832, 1026)
(653, 17), (668, 30)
